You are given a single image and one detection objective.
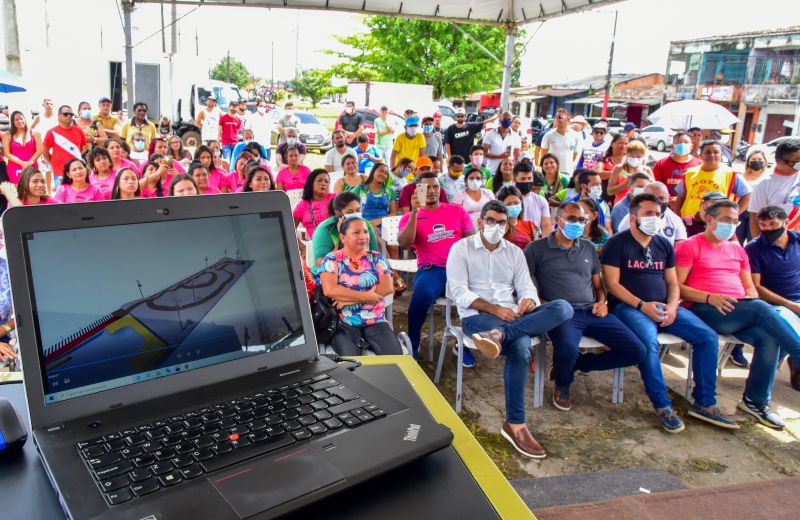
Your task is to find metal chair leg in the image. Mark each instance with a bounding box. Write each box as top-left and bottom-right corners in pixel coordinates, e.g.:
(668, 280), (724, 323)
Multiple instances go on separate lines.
(533, 340), (547, 408)
(455, 336), (464, 413)
(434, 328), (449, 384)
(427, 307), (435, 362)
(685, 344), (694, 401)
(612, 368), (624, 404)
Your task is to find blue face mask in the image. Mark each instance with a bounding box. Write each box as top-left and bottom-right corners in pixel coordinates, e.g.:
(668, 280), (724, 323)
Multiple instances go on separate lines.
(674, 142), (692, 156)
(561, 222), (585, 240)
(500, 119), (512, 129)
(713, 222), (737, 241)
(506, 204), (523, 218)
(422, 125), (434, 134)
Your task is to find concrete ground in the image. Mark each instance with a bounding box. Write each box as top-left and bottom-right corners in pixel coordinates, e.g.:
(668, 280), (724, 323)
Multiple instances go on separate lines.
(390, 291), (800, 490)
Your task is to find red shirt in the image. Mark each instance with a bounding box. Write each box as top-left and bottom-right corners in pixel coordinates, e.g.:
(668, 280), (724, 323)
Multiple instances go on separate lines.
(43, 125), (86, 178)
(219, 114), (242, 146)
(653, 155), (702, 197)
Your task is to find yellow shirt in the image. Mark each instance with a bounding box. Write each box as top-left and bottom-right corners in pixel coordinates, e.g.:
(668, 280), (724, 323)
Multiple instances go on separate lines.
(680, 165), (736, 217)
(392, 132), (426, 163)
(92, 114), (121, 133)
(120, 120), (158, 147)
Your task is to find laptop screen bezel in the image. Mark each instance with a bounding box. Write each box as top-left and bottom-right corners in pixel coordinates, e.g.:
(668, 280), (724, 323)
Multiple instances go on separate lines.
(3, 192), (320, 429)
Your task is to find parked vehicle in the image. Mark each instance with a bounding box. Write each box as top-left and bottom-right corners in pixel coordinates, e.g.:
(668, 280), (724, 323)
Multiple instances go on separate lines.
(267, 109), (332, 151)
(641, 125), (677, 151)
(349, 108), (405, 146)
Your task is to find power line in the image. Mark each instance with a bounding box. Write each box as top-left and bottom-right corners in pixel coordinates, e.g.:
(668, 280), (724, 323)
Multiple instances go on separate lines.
(519, 21), (546, 57)
(133, 6), (200, 48)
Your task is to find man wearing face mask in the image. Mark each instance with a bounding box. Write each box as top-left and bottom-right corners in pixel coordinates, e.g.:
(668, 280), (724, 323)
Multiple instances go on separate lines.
(558, 169), (613, 234)
(604, 194), (736, 433)
(243, 100), (274, 162)
(682, 191), (727, 238)
(421, 116), (444, 165)
(465, 145), (492, 181)
(676, 200), (800, 430)
(525, 203), (647, 412)
(447, 200), (573, 458)
(439, 155), (466, 202)
(746, 206), (800, 392)
(276, 127), (307, 168)
(514, 162), (552, 236)
(335, 101), (364, 148)
(483, 111), (521, 173)
(277, 102), (300, 145)
(748, 139), (800, 237)
(444, 108), (497, 161)
(653, 131), (702, 211)
(611, 173), (651, 233)
(618, 182), (687, 246)
(390, 116), (426, 170)
(540, 108), (581, 175)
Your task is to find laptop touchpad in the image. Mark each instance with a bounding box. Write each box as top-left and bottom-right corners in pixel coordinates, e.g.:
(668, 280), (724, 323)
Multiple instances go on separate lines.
(209, 447), (345, 518)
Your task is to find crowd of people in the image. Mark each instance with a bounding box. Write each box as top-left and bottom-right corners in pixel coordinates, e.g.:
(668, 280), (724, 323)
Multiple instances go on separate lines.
(1, 96), (799, 460)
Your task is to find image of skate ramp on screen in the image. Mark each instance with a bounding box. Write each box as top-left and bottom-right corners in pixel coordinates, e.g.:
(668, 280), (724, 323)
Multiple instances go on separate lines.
(26, 213), (304, 398)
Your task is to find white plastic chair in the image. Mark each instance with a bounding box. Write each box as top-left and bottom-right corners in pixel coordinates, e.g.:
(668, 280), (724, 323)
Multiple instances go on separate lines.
(327, 171), (344, 192)
(717, 334), (751, 375)
(576, 336), (626, 404)
(286, 188), (304, 211)
(657, 332), (692, 400)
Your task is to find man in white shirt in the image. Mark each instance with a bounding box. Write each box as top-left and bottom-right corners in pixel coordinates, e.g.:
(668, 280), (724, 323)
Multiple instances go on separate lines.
(324, 129), (358, 173)
(482, 111), (521, 173)
(541, 108), (582, 174)
(748, 138), (800, 237)
(195, 95), (221, 144)
(244, 100), (275, 161)
(447, 200), (573, 459)
(618, 182), (687, 245)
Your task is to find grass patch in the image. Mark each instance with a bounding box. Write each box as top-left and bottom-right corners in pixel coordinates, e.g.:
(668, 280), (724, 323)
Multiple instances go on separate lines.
(689, 457), (727, 473)
(459, 408), (529, 480)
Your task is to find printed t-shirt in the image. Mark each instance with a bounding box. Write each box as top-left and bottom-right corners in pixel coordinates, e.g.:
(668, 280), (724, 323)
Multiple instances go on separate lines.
(219, 114), (242, 146)
(653, 155), (702, 197)
(43, 126), (86, 178)
(398, 203), (474, 268)
(318, 250), (390, 327)
(89, 172), (115, 199)
(675, 233), (749, 301)
(601, 230), (675, 307)
(444, 123), (484, 161)
(53, 183), (104, 203)
(310, 216), (380, 275)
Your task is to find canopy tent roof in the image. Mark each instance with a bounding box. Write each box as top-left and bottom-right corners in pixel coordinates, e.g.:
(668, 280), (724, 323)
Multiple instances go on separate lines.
(132, 0), (623, 27)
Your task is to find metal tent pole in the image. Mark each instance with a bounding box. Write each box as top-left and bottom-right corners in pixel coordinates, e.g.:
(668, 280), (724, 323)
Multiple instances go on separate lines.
(123, 1), (135, 110)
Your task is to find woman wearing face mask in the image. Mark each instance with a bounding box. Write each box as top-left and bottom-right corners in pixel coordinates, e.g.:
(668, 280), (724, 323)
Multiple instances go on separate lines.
(333, 154), (365, 193)
(187, 161), (220, 195)
(16, 167), (57, 205)
(54, 158), (104, 203)
(389, 157), (415, 199)
(193, 144), (228, 192)
(76, 101), (107, 150)
(2, 111), (43, 185)
(129, 132), (150, 163)
(355, 163), (397, 231)
(486, 158), (515, 193)
(294, 169), (334, 237)
(453, 167), (495, 218)
(607, 140), (652, 204)
(540, 153), (569, 205)
(88, 147), (115, 199)
(276, 147), (312, 191)
(578, 198), (609, 253)
(310, 191), (380, 278)
(110, 167), (142, 200)
(736, 147), (769, 243)
(497, 186), (536, 249)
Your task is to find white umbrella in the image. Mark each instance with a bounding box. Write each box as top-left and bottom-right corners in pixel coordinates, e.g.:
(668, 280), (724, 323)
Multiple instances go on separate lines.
(646, 99), (740, 130)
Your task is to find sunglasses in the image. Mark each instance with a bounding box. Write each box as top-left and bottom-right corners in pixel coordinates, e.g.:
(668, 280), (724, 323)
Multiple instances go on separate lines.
(563, 216), (589, 224)
(60, 112), (74, 117)
(592, 130), (606, 134)
(135, 108), (147, 113)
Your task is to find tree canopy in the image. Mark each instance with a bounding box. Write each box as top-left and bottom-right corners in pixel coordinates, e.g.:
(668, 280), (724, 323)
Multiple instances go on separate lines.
(326, 17), (523, 99)
(210, 56), (251, 88)
(292, 69), (334, 107)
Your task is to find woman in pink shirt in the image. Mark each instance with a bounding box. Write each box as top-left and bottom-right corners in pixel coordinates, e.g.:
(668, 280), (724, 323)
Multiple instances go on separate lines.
(107, 138), (139, 176)
(243, 163), (275, 193)
(293, 169), (333, 237)
(139, 160), (175, 198)
(276, 147), (311, 191)
(2, 111), (42, 185)
(88, 148), (115, 200)
(226, 150), (256, 193)
(193, 145), (228, 192)
(16, 167), (58, 206)
(54, 159), (104, 203)
(188, 162), (221, 195)
(110, 167), (141, 200)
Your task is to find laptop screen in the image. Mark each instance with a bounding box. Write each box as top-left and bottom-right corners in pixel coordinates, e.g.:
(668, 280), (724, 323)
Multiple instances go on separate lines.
(23, 211), (306, 405)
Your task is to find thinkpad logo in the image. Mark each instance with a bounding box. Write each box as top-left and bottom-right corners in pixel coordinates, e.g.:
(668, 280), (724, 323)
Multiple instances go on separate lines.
(403, 424), (421, 442)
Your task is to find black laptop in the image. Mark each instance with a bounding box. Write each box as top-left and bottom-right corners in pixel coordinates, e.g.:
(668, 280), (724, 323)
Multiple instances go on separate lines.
(3, 192), (453, 520)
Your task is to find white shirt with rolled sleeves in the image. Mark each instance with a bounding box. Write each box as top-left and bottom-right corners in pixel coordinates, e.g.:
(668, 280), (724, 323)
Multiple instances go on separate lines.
(446, 233), (540, 320)
(483, 129), (520, 174)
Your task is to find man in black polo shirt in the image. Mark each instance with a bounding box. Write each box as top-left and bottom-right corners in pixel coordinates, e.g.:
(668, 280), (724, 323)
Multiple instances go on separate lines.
(603, 194), (738, 433)
(524, 202), (646, 411)
(335, 101), (365, 148)
(745, 206), (800, 391)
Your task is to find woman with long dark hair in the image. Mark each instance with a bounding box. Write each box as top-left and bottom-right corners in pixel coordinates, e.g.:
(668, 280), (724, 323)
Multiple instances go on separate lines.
(88, 147), (115, 199)
(355, 162), (397, 230)
(16, 167), (57, 205)
(2, 110), (42, 185)
(139, 159), (173, 198)
(242, 162), (276, 192)
(167, 135), (192, 165)
(293, 169), (333, 237)
(169, 173), (199, 196)
(578, 197), (609, 253)
(54, 158), (104, 203)
(193, 144), (227, 192)
(276, 146), (312, 191)
(110, 167), (142, 200)
(107, 138), (139, 176)
(540, 152), (569, 204)
(486, 158), (514, 193)
(187, 161), (220, 195)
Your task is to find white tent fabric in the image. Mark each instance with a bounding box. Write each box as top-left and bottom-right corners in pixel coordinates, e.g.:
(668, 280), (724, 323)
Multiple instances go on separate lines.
(133, 0), (622, 27)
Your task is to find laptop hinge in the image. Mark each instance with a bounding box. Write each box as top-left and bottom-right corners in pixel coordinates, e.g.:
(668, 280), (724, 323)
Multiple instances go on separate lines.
(46, 423), (65, 432)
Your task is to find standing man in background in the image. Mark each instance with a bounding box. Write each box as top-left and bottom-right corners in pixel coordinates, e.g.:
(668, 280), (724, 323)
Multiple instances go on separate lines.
(374, 106), (395, 163)
(195, 94), (221, 145)
(336, 101), (364, 148)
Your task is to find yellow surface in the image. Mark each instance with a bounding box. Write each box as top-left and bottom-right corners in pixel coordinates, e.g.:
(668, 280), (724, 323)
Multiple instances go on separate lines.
(358, 355), (535, 520)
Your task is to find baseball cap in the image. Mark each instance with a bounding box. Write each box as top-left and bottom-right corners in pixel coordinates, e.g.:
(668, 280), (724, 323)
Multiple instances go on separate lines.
(624, 122), (637, 132)
(433, 111), (442, 118)
(405, 116), (420, 126)
(520, 151), (533, 160)
(207, 94), (217, 101)
(415, 156), (434, 169)
(98, 96), (112, 104)
(593, 123), (608, 131)
(572, 115), (588, 125)
(701, 191), (727, 201)
(455, 107), (466, 115)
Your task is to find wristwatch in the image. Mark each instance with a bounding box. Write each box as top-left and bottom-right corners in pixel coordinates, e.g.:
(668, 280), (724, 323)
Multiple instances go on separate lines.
(1, 323), (13, 334)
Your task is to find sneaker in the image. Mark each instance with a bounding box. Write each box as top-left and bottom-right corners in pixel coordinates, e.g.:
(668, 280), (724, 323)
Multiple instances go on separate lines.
(729, 346), (749, 368)
(470, 330), (502, 359)
(655, 407), (685, 433)
(552, 386), (571, 411)
(452, 346), (475, 368)
(738, 396), (785, 430)
(687, 403), (740, 430)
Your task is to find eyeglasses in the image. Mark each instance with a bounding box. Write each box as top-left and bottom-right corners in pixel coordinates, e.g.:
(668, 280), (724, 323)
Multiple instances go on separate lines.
(563, 216), (589, 224)
(483, 217), (509, 228)
(644, 246), (654, 269)
(135, 108), (147, 113)
(60, 112), (74, 117)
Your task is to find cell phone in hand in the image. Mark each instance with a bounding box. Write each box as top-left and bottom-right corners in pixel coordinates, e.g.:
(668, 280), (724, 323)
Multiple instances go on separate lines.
(416, 183), (428, 206)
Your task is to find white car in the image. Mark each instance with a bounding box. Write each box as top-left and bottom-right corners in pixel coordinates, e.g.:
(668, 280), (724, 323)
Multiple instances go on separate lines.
(641, 125), (677, 152)
(267, 109), (331, 150)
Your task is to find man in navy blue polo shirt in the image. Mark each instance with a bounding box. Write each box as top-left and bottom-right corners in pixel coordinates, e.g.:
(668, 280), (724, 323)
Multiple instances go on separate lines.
(603, 194), (737, 432)
(745, 205), (800, 392)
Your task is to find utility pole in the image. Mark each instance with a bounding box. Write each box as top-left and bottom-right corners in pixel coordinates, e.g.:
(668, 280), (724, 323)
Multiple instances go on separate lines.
(601, 10), (619, 118)
(170, 0), (178, 55)
(44, 0), (50, 47)
(195, 28), (199, 56)
(160, 3), (166, 53)
(3, 0), (23, 75)
(226, 50), (231, 83)
(123, 1), (135, 110)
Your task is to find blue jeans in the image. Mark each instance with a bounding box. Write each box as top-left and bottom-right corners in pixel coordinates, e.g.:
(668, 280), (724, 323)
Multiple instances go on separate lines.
(221, 144), (236, 162)
(407, 265), (447, 354)
(548, 307), (647, 389)
(692, 299), (800, 406)
(614, 304), (719, 410)
(462, 300), (573, 424)
(53, 175), (63, 190)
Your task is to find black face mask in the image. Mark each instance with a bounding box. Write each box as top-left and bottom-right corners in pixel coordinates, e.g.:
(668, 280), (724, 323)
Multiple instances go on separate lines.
(761, 227), (786, 243)
(748, 160), (765, 171)
(516, 182), (534, 195)
(660, 202), (669, 216)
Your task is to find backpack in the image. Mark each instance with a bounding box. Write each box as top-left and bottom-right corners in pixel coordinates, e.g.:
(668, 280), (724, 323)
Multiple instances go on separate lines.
(311, 285), (339, 345)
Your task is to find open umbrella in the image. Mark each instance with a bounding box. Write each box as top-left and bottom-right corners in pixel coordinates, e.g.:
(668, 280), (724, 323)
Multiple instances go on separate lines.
(646, 99), (739, 130)
(0, 70), (26, 93)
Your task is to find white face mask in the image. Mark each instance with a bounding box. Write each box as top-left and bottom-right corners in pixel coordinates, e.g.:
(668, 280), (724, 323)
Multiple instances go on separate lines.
(287, 137), (297, 146)
(482, 224), (505, 245)
(406, 127), (418, 137)
(589, 186), (603, 199)
(631, 187), (645, 197)
(467, 179), (482, 191)
(285, 109), (294, 116)
(257, 106), (267, 114)
(626, 157), (642, 168)
(637, 216), (662, 236)
(471, 156), (484, 166)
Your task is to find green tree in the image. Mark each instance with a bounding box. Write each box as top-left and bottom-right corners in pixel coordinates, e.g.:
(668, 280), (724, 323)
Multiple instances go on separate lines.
(210, 56), (251, 88)
(292, 69), (333, 107)
(326, 17), (523, 99)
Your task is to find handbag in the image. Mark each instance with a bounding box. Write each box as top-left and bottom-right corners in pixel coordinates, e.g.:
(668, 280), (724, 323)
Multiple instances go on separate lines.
(311, 285), (339, 345)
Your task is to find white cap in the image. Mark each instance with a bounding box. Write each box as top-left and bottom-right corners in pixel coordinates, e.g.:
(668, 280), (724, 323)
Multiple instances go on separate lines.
(572, 115), (587, 125)
(455, 107), (466, 115)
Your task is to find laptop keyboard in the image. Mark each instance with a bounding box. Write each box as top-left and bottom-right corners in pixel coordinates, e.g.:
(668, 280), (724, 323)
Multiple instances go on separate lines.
(75, 374), (387, 506)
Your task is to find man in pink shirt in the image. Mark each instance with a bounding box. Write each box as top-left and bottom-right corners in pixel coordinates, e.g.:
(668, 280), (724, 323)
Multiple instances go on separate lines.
(676, 199), (800, 430)
(399, 172), (474, 362)
(219, 102), (242, 163)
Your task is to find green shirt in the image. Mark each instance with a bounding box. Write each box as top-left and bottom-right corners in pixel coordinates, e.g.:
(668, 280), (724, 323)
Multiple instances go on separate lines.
(311, 216), (380, 275)
(374, 116), (393, 148)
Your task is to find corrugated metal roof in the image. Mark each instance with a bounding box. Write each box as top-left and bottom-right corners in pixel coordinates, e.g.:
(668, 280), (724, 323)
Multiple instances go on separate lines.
(671, 26), (800, 45)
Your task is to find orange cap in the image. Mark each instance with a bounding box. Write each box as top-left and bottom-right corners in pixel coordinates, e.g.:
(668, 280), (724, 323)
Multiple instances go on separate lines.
(415, 156), (434, 169)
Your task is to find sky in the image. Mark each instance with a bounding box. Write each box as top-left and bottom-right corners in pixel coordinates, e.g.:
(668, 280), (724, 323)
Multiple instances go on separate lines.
(2, 0), (800, 92)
